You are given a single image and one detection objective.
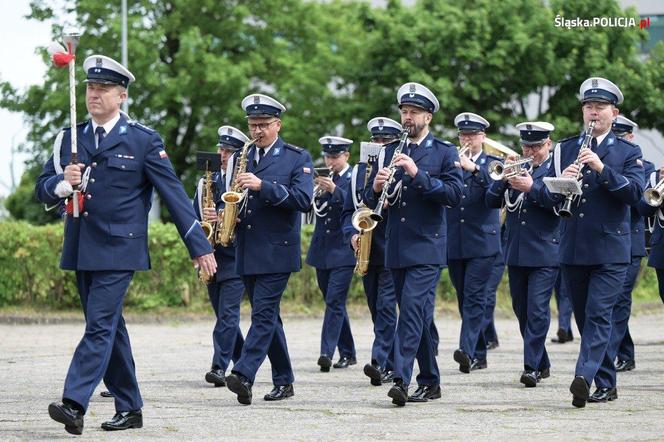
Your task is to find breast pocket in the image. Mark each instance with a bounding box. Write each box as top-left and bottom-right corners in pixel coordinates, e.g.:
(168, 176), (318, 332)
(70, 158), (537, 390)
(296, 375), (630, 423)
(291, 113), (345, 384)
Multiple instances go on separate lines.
(106, 157), (141, 189)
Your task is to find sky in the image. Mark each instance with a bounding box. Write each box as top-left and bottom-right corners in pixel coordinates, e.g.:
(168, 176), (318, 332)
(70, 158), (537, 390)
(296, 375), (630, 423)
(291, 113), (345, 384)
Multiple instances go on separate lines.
(0, 2), (52, 197)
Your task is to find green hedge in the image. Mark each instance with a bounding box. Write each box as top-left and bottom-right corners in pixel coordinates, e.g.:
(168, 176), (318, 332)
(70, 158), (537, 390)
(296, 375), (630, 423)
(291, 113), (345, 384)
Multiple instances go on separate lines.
(0, 221), (660, 310)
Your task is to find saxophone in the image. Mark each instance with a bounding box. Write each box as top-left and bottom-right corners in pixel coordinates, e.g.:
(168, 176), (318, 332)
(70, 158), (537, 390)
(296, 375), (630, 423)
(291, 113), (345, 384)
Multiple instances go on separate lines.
(216, 138), (257, 247)
(199, 168), (216, 284)
(352, 161), (377, 276)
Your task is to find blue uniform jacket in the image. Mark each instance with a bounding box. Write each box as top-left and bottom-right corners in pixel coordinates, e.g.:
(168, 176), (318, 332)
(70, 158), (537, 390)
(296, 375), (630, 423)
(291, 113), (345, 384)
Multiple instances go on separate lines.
(35, 115), (212, 270)
(486, 155), (560, 267)
(543, 131), (644, 265)
(447, 152), (502, 260)
(193, 171), (239, 282)
(233, 137), (314, 275)
(638, 169), (664, 268)
(306, 166), (356, 269)
(341, 162), (388, 267)
(363, 132), (463, 268)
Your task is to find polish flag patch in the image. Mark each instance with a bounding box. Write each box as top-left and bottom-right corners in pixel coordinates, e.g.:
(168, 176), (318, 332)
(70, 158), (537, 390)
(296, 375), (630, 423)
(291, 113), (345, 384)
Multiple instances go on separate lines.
(159, 150), (168, 159)
(303, 167), (311, 174)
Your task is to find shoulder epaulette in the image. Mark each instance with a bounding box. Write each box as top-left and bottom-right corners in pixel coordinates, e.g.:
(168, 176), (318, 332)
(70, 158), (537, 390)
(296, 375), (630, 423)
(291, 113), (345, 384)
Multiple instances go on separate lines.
(485, 154), (503, 162)
(617, 137), (638, 148)
(127, 120), (156, 134)
(557, 135), (578, 144)
(284, 143), (304, 153)
(433, 137), (456, 149)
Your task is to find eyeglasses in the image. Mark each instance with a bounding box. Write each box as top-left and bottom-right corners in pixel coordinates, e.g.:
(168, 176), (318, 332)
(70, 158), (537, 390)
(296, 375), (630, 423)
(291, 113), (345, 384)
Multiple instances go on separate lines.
(522, 143), (546, 151)
(248, 120), (278, 131)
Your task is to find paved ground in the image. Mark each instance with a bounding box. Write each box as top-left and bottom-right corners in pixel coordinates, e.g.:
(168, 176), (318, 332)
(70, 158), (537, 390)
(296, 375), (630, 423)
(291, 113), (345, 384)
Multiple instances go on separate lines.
(2, 311), (664, 441)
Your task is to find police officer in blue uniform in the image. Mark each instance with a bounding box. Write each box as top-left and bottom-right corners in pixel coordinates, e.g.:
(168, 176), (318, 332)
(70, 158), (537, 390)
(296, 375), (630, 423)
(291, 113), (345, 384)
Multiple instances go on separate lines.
(364, 82), (463, 406)
(36, 55), (216, 434)
(193, 126), (249, 387)
(342, 118), (399, 385)
(551, 273), (574, 343)
(448, 112), (502, 373)
(638, 165), (664, 304)
(307, 136), (358, 371)
(486, 122), (560, 387)
(484, 223), (505, 350)
(606, 116), (653, 373)
(225, 93), (314, 405)
(543, 77), (644, 407)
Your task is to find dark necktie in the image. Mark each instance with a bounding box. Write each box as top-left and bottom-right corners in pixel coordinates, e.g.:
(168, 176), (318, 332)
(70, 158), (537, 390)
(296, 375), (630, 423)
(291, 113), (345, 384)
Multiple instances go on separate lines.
(332, 172), (340, 183)
(591, 137), (598, 151)
(256, 148), (265, 165)
(407, 142), (417, 156)
(95, 126), (106, 149)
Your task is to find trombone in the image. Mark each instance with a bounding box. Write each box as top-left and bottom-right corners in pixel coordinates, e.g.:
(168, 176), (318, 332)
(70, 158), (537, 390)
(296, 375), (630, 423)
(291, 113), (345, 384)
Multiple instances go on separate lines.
(489, 156), (534, 181)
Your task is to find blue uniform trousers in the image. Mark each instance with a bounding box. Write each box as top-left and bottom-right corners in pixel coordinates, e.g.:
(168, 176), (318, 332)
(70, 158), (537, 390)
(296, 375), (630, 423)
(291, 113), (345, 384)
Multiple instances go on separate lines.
(615, 257), (641, 362)
(562, 264), (627, 386)
(597, 256), (642, 385)
(553, 272), (574, 333)
(617, 328), (634, 362)
(484, 254), (504, 344)
(391, 265), (440, 387)
(207, 277), (245, 371)
(317, 267), (356, 358)
(232, 273), (294, 386)
(658, 269), (664, 304)
(363, 265), (397, 369)
(508, 266), (556, 371)
(64, 271), (141, 413)
(449, 256), (496, 361)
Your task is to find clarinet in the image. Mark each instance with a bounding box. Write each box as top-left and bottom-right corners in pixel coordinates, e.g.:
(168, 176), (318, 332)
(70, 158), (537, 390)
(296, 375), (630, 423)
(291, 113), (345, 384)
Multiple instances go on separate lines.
(369, 129), (410, 222)
(558, 120), (596, 218)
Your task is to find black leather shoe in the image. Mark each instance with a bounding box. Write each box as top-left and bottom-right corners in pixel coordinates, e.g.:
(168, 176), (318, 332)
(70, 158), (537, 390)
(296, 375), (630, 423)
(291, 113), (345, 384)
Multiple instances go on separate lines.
(333, 355), (357, 369)
(520, 370), (538, 388)
(615, 359), (635, 372)
(470, 358), (488, 371)
(100, 391), (113, 398)
(588, 387), (618, 403)
(317, 355), (332, 372)
(48, 402), (84, 435)
(454, 349), (472, 373)
(539, 368), (550, 379)
(364, 363), (383, 386)
(205, 368), (226, 387)
(569, 376), (590, 408)
(486, 341), (499, 350)
(387, 380), (408, 407)
(407, 384), (441, 402)
(381, 370), (394, 383)
(101, 410), (143, 431)
(264, 384), (294, 401)
(551, 328), (573, 344)
(226, 373), (253, 405)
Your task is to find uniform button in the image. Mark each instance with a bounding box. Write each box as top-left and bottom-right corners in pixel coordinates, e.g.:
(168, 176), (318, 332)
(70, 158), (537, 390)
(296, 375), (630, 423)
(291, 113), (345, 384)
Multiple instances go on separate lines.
(403, 186), (408, 190)
(247, 225), (252, 230)
(460, 219), (465, 223)
(91, 162), (97, 167)
(326, 229), (330, 233)
(579, 213), (584, 218)
(617, 229), (622, 234)
(604, 181), (609, 185)
(249, 195), (254, 199)
(90, 178), (95, 183)
(521, 221), (526, 225)
(460, 207), (465, 211)
(583, 184), (589, 188)
(402, 202), (406, 207)
(86, 194), (92, 200)
(417, 185), (422, 189)
(435, 233), (439, 237)
(129, 232), (133, 237)
(464, 184), (468, 188)
(400, 217), (406, 222)
(462, 195), (466, 199)
(247, 210), (252, 214)
(581, 198), (586, 203)
(635, 229), (639, 233)
(522, 208), (526, 213)
(492, 230), (496, 234)
(121, 165), (126, 169)
(586, 170), (591, 174)
(83, 211), (89, 217)
(272, 180), (277, 184)
(327, 217), (331, 221)
(284, 240), (288, 245)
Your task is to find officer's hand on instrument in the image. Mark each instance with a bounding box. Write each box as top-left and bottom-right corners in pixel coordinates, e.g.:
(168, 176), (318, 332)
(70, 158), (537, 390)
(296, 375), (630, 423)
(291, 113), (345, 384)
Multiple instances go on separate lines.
(63, 163), (86, 186)
(203, 207), (217, 223)
(237, 172), (262, 191)
(316, 176), (336, 193)
(373, 167), (391, 192)
(351, 234), (360, 252)
(578, 148), (604, 173)
(508, 173), (533, 193)
(194, 253), (217, 275)
(393, 153), (418, 177)
(459, 154), (476, 173)
(562, 163), (580, 179)
(659, 165), (664, 178)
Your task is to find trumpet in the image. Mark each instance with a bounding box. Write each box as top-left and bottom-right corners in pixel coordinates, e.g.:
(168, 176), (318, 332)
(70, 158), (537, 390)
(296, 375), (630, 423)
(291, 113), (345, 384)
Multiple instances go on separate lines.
(644, 178), (664, 207)
(559, 120), (596, 218)
(489, 156), (534, 180)
(370, 129), (410, 222)
(313, 167), (332, 199)
(458, 142), (471, 158)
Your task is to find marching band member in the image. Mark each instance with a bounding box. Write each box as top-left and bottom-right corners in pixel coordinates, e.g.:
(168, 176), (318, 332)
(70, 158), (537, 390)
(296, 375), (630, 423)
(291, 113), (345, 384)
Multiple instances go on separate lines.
(544, 77), (644, 407)
(307, 136), (357, 372)
(37, 55), (216, 434)
(193, 126), (249, 387)
(638, 165), (664, 305)
(341, 118), (399, 385)
(364, 82), (463, 406)
(484, 224), (505, 350)
(225, 94), (314, 405)
(448, 112), (502, 374)
(605, 116), (654, 373)
(486, 121), (559, 387)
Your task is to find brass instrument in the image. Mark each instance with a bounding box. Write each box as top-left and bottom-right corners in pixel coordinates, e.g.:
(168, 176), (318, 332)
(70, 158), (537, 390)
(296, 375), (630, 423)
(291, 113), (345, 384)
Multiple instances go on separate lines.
(216, 138), (257, 247)
(352, 207), (377, 275)
(370, 129), (410, 222)
(458, 142), (471, 158)
(199, 167), (216, 284)
(489, 156), (534, 180)
(313, 167), (332, 199)
(645, 178), (664, 207)
(483, 137), (519, 159)
(559, 120), (596, 218)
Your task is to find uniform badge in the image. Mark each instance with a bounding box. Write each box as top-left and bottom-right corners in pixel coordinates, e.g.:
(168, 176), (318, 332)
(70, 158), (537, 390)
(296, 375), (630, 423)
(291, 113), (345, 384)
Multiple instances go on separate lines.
(273, 147), (280, 155)
(159, 149), (168, 159)
(480, 158), (486, 164)
(409, 84), (416, 97)
(96, 57), (103, 67)
(592, 79), (598, 88)
(426, 139), (432, 148)
(253, 96), (260, 104)
(119, 125), (127, 135)
(303, 167), (311, 174)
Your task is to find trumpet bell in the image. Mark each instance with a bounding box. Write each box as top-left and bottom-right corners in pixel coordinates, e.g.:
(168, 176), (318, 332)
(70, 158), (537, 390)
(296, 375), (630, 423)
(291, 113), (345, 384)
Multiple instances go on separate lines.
(489, 161), (504, 180)
(645, 188), (663, 207)
(352, 207), (378, 233)
(221, 191), (243, 204)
